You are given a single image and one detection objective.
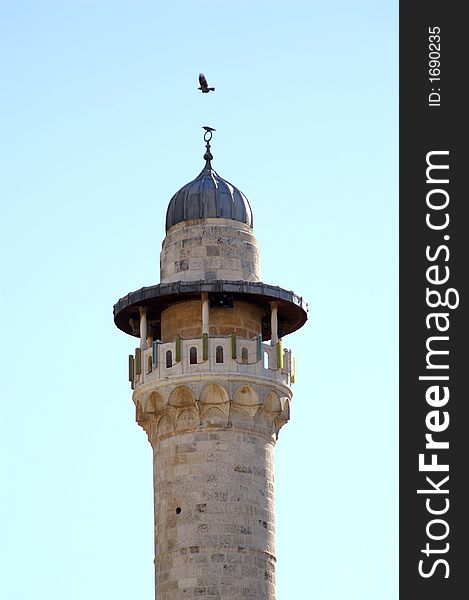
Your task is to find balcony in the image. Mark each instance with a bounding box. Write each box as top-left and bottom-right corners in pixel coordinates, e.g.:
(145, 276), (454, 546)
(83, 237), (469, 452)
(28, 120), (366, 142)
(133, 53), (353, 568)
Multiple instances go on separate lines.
(129, 335), (295, 390)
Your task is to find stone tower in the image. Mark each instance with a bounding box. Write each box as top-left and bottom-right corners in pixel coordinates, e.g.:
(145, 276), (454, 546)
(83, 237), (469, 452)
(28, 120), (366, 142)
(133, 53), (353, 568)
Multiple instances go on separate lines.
(113, 131), (307, 599)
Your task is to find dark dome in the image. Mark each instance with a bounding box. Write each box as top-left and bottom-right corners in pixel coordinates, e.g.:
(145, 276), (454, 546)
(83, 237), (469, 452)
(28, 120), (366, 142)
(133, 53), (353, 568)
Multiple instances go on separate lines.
(165, 161), (253, 232)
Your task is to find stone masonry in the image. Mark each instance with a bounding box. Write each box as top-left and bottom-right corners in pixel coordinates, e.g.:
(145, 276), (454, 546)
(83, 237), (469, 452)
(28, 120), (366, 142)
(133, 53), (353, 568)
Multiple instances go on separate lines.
(160, 218), (260, 283)
(114, 141), (307, 600)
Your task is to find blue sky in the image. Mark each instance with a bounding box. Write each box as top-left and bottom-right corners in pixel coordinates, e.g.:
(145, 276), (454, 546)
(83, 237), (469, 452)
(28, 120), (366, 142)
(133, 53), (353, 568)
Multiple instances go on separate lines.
(0, 2), (397, 598)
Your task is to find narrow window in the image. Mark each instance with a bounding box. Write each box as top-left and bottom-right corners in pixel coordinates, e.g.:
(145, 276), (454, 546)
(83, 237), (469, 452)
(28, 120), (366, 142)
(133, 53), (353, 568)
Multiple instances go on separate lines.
(263, 351), (269, 369)
(190, 346), (197, 364)
(242, 347), (248, 364)
(147, 356), (152, 374)
(216, 345), (224, 363)
(166, 350), (172, 368)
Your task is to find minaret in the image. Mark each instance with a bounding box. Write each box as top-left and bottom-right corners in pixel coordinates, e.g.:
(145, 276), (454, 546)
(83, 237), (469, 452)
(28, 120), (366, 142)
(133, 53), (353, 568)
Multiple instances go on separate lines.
(113, 130), (307, 600)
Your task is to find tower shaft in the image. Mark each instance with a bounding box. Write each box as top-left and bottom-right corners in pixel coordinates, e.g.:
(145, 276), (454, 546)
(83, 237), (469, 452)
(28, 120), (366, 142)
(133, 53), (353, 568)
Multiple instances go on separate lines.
(133, 327), (292, 599)
(153, 429), (276, 598)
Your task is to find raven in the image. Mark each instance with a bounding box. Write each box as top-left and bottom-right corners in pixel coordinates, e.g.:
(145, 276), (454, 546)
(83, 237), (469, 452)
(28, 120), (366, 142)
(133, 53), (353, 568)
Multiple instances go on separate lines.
(198, 73), (215, 93)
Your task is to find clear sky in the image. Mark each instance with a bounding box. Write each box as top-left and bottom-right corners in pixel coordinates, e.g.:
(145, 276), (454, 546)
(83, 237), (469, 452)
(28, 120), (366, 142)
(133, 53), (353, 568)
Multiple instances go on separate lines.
(0, 1), (397, 599)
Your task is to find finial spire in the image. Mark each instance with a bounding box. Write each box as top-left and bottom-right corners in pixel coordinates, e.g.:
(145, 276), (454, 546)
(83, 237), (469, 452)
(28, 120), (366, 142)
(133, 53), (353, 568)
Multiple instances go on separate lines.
(202, 126), (216, 165)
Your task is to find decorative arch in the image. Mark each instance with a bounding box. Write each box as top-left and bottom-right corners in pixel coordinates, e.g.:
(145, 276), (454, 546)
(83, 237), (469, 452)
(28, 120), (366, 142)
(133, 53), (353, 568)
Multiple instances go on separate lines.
(157, 414), (174, 436)
(201, 405), (227, 427)
(281, 398), (291, 421)
(233, 385), (260, 418)
(200, 383), (229, 405)
(175, 408), (199, 431)
(234, 385), (259, 407)
(145, 391), (165, 414)
(264, 391), (282, 414)
(135, 399), (144, 423)
(168, 385), (196, 408)
(274, 398), (291, 437)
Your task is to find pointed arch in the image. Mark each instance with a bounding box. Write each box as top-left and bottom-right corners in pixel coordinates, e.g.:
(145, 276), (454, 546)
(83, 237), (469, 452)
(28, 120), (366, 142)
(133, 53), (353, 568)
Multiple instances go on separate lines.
(168, 385), (196, 408)
(135, 399), (144, 422)
(157, 414), (174, 436)
(145, 391), (165, 414)
(200, 383), (229, 405)
(234, 385), (259, 407)
(282, 398), (291, 421)
(175, 408), (199, 431)
(232, 385), (259, 418)
(264, 391), (282, 413)
(201, 405), (227, 427)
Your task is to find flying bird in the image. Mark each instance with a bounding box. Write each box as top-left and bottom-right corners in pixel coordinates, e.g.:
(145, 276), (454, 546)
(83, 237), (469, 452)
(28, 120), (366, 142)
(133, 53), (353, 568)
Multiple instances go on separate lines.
(198, 73), (215, 93)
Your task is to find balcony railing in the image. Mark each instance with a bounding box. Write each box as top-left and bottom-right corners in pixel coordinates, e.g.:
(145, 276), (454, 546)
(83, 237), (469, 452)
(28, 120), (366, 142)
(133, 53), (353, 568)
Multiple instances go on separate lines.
(128, 335), (295, 389)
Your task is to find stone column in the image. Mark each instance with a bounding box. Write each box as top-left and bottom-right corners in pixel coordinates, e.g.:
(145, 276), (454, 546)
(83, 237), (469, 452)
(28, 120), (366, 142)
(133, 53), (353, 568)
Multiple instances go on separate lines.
(140, 307), (148, 350)
(270, 303), (278, 346)
(201, 293), (209, 335)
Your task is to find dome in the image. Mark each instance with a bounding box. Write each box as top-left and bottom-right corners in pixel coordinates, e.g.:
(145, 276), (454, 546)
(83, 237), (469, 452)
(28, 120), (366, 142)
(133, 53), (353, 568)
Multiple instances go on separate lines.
(165, 160), (253, 232)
